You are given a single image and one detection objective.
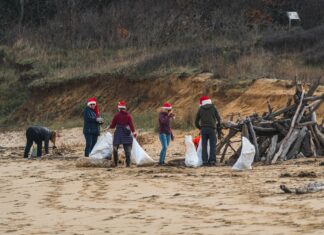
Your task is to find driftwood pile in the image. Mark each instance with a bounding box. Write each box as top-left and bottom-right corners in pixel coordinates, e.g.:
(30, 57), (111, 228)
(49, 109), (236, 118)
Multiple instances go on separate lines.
(218, 79), (324, 165)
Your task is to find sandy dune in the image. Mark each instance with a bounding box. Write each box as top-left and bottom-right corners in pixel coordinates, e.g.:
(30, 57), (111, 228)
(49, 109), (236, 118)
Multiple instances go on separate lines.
(1, 128), (324, 235)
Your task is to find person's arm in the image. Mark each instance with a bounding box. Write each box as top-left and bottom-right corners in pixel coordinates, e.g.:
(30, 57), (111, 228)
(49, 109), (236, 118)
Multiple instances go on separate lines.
(44, 130), (52, 154)
(214, 106), (221, 128)
(84, 108), (98, 123)
(109, 114), (117, 129)
(195, 109), (201, 129)
(44, 139), (49, 154)
(214, 106), (222, 138)
(128, 115), (136, 133)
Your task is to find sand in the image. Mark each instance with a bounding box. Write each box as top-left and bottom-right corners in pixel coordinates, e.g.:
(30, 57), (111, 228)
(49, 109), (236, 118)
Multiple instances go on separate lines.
(1, 128), (324, 235)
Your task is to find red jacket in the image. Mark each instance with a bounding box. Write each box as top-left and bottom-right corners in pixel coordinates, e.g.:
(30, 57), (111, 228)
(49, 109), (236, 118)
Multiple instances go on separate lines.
(109, 110), (135, 133)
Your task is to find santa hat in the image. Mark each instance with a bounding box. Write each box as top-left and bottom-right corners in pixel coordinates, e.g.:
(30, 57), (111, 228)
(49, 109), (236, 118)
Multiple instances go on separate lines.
(118, 101), (126, 109)
(200, 96), (212, 106)
(87, 97), (96, 106)
(87, 97), (100, 117)
(162, 103), (172, 110)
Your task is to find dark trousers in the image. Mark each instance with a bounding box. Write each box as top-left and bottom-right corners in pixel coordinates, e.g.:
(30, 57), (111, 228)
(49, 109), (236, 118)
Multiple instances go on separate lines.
(201, 127), (217, 164)
(24, 138), (42, 158)
(113, 144), (132, 167)
(84, 133), (98, 157)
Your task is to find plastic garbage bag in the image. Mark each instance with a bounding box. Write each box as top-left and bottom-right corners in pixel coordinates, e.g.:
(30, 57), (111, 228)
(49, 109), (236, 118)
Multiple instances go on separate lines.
(131, 138), (155, 166)
(31, 145), (37, 157)
(184, 136), (200, 167)
(197, 139), (210, 165)
(232, 137), (255, 170)
(90, 132), (113, 159)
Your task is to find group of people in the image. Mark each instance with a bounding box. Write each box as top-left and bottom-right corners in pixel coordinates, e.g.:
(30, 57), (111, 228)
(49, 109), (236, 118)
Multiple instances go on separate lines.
(23, 95), (222, 167)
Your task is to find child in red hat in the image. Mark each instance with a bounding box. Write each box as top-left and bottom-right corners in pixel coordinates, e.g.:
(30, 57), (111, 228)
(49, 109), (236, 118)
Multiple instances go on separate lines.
(108, 101), (137, 167)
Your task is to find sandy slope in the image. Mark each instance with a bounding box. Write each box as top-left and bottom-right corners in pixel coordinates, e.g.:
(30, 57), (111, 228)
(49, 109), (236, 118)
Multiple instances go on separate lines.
(1, 128), (324, 235)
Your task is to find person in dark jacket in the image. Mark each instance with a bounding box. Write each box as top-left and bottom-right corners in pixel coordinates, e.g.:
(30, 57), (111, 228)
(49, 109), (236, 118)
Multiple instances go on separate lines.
(83, 97), (103, 157)
(108, 101), (137, 167)
(158, 103), (175, 165)
(195, 96), (221, 166)
(23, 126), (57, 158)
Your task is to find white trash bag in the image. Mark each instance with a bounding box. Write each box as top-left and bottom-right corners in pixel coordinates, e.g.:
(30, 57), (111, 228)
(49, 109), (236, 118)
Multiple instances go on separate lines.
(184, 136), (200, 167)
(131, 138), (155, 166)
(232, 137), (255, 170)
(197, 139), (210, 165)
(90, 132), (113, 159)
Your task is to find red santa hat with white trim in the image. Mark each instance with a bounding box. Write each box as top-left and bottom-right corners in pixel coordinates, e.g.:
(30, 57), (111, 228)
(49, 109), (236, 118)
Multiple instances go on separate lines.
(87, 97), (97, 106)
(87, 97), (100, 117)
(118, 101), (126, 109)
(162, 102), (172, 110)
(200, 96), (212, 106)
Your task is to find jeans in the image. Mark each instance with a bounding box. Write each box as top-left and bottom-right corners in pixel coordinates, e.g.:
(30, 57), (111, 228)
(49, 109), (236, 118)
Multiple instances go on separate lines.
(113, 144), (132, 167)
(84, 133), (98, 157)
(24, 139), (42, 158)
(201, 127), (217, 164)
(159, 133), (171, 164)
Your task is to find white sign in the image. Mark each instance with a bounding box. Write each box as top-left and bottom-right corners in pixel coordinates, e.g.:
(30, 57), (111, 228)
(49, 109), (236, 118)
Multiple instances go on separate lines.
(287, 12), (300, 20)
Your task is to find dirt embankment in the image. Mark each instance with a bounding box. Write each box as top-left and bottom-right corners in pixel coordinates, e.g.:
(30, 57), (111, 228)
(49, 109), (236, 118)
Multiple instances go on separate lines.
(14, 75), (324, 124)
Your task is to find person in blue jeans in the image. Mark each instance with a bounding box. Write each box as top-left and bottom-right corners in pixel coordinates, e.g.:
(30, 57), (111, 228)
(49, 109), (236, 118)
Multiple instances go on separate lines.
(158, 103), (175, 165)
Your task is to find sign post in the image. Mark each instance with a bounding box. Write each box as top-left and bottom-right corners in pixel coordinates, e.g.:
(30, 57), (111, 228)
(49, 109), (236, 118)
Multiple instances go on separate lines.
(287, 12), (300, 31)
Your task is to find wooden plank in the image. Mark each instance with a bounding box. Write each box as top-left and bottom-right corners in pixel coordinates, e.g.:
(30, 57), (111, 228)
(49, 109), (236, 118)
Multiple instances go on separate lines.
(266, 135), (278, 164)
(286, 127), (307, 159)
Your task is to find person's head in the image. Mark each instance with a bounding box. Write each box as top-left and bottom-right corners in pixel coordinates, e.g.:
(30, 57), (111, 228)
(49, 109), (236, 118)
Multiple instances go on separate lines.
(118, 101), (126, 111)
(50, 131), (57, 148)
(162, 103), (172, 112)
(87, 97), (97, 110)
(199, 96), (212, 106)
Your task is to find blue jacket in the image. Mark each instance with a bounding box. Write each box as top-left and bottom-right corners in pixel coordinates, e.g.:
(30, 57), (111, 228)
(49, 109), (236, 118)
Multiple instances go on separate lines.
(83, 106), (100, 135)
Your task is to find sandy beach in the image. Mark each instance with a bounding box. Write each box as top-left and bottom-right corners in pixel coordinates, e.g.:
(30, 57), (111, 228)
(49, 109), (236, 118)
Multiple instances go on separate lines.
(1, 128), (324, 235)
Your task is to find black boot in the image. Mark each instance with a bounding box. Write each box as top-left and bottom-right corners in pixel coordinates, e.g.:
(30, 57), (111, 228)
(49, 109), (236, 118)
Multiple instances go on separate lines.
(113, 145), (119, 167)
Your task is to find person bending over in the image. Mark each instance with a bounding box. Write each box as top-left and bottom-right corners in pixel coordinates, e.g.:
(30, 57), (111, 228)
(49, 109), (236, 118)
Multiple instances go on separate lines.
(24, 126), (57, 158)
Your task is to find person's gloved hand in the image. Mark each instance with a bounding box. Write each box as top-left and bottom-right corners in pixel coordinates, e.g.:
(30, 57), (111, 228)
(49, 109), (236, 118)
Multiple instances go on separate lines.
(133, 132), (138, 138)
(171, 133), (175, 141)
(96, 117), (104, 124)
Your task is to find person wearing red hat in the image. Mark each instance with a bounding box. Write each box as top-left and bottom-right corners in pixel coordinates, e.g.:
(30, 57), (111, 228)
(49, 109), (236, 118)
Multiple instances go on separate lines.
(108, 101), (137, 167)
(83, 97), (103, 157)
(195, 96), (221, 166)
(158, 102), (175, 165)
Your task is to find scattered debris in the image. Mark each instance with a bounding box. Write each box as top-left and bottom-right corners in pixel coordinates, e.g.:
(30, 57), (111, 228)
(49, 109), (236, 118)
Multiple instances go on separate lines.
(75, 158), (112, 168)
(280, 182), (324, 194)
(280, 171), (317, 178)
(297, 171), (317, 178)
(280, 173), (292, 178)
